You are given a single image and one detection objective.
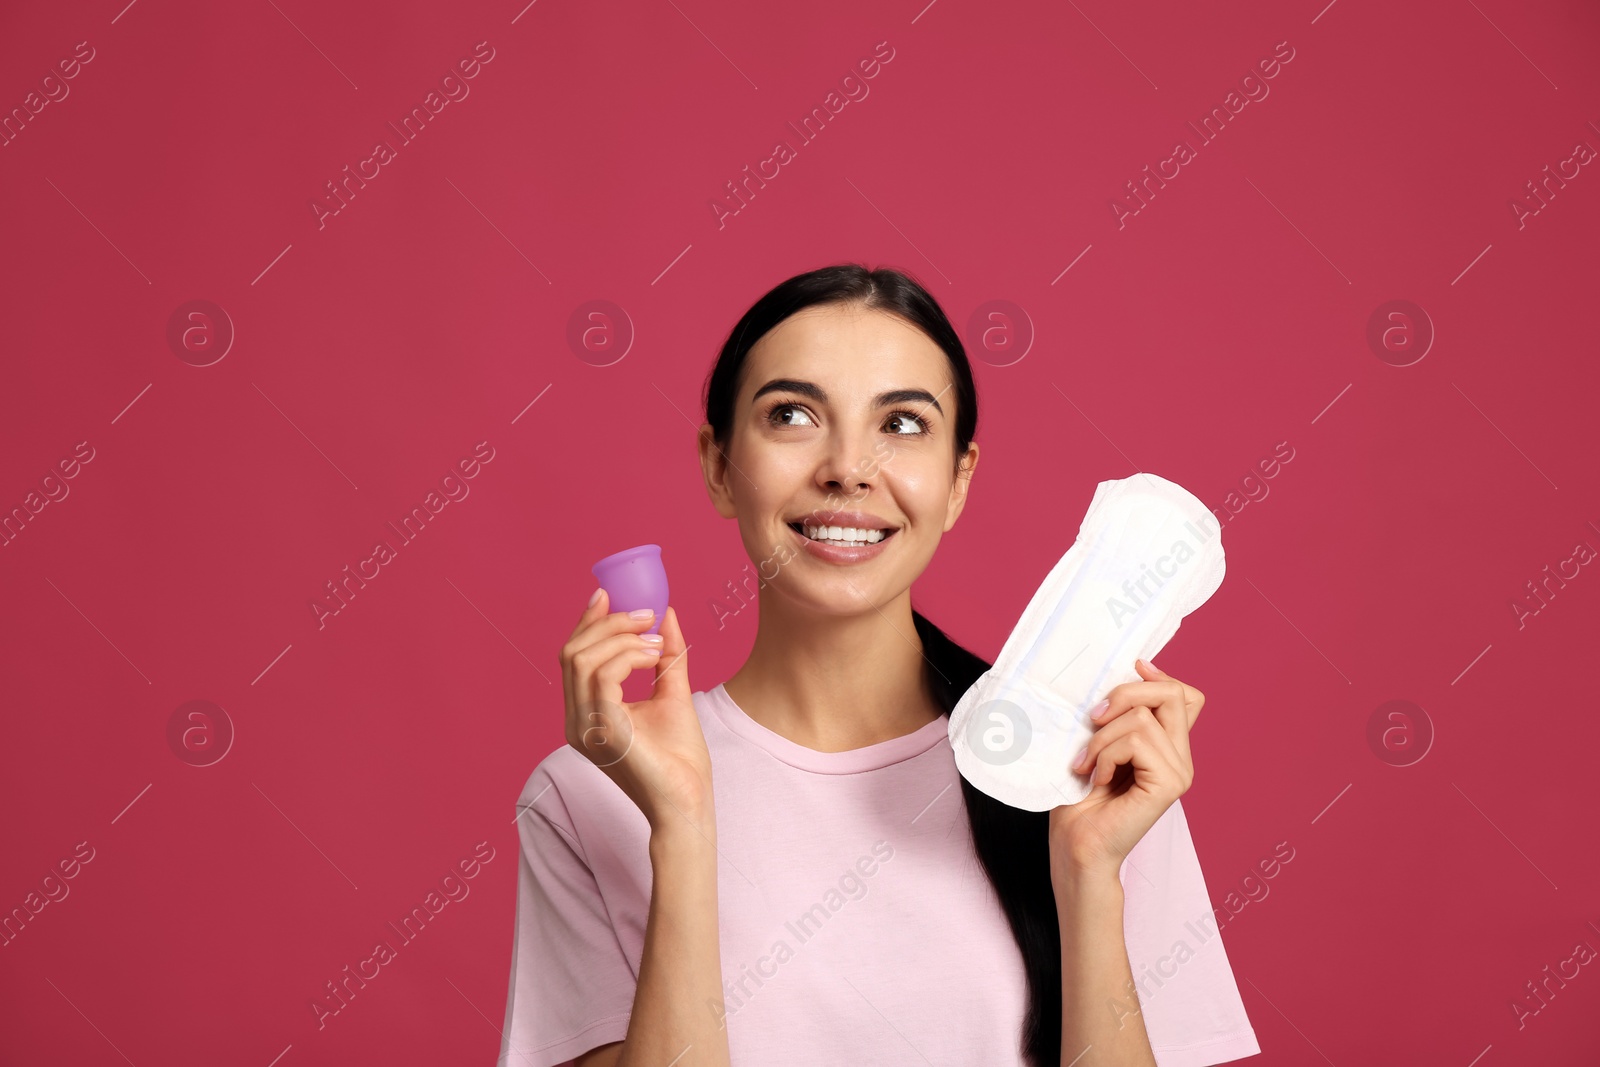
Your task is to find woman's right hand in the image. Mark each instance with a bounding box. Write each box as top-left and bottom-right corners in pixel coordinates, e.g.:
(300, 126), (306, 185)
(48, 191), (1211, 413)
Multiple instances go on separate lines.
(560, 588), (714, 837)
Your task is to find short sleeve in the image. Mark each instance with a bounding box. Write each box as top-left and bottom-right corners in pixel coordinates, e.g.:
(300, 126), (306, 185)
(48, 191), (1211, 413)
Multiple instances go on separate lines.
(497, 771), (635, 1067)
(1117, 798), (1261, 1067)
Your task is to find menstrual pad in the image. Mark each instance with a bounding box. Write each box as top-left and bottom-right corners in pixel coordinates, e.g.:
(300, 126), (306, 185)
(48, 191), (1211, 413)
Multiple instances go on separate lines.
(949, 473), (1225, 811)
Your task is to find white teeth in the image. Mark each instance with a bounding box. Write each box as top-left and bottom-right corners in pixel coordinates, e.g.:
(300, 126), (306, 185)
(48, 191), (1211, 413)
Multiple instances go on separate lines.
(801, 524), (887, 544)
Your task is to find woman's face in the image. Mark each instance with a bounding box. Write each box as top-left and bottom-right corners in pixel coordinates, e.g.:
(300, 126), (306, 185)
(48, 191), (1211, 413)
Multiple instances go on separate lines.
(699, 302), (979, 618)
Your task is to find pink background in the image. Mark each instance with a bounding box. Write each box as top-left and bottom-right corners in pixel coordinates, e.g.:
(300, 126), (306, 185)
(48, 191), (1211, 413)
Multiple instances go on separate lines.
(3, 0), (1598, 1064)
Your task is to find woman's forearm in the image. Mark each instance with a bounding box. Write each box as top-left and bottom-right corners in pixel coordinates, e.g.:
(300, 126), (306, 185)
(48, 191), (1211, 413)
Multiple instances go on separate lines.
(1053, 864), (1158, 1067)
(616, 813), (731, 1067)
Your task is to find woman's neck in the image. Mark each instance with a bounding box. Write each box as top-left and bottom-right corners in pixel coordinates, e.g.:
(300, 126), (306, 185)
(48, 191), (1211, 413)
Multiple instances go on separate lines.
(721, 592), (943, 753)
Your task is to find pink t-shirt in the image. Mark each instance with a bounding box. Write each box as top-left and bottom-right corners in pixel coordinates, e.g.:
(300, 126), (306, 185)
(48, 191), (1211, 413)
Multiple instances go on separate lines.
(497, 683), (1260, 1066)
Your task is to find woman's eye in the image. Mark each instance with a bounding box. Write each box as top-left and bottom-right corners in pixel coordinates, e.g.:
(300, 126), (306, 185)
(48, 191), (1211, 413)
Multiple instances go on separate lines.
(769, 403), (815, 427)
(886, 412), (929, 435)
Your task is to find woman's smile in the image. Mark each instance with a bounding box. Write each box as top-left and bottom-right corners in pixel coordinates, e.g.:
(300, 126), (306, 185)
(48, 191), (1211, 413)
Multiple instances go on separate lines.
(781, 506), (901, 562)
(786, 519), (898, 563)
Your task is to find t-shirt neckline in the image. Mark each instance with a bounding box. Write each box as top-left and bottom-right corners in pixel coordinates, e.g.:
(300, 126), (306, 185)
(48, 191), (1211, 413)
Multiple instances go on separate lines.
(706, 682), (949, 774)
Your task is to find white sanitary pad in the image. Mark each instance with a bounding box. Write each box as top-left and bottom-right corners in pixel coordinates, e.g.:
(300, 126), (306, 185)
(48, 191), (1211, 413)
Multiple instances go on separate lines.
(948, 473), (1225, 811)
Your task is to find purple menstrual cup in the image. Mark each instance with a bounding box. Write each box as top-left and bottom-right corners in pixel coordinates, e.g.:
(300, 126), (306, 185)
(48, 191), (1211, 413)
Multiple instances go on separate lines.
(591, 544), (669, 636)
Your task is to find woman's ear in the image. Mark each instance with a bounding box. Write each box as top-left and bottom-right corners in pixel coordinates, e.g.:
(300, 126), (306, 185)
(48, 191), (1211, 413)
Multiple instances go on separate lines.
(698, 424), (738, 519)
(943, 441), (979, 531)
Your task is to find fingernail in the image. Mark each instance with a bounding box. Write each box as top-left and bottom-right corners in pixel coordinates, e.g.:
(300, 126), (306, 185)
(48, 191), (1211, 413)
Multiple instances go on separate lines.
(641, 634), (663, 644)
(1090, 698), (1110, 720)
(588, 588), (603, 607)
(628, 608), (655, 620)
(643, 647), (662, 656)
(1073, 747), (1089, 772)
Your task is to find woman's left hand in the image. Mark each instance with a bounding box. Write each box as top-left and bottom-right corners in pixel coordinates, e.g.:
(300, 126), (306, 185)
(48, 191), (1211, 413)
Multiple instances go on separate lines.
(1048, 659), (1205, 880)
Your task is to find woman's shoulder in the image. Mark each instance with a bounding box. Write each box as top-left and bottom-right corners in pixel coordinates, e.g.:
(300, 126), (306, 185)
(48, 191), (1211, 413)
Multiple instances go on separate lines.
(515, 688), (721, 838)
(521, 687), (715, 788)
(517, 739), (613, 816)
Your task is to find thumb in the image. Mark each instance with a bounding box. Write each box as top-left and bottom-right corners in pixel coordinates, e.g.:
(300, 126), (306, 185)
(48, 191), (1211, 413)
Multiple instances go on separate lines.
(651, 605), (692, 700)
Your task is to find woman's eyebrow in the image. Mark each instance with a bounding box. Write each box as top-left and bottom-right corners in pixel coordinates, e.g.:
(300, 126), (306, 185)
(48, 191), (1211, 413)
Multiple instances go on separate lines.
(750, 378), (944, 416)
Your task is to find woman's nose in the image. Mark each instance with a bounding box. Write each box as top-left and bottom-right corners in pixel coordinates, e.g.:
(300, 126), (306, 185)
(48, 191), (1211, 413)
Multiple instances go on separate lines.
(816, 433), (877, 492)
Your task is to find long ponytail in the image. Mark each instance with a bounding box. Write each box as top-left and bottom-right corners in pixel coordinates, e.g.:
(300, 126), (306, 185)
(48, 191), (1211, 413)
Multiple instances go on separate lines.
(912, 608), (1061, 1066)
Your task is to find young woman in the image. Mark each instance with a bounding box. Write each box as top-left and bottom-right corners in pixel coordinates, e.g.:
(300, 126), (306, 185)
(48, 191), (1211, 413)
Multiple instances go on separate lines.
(498, 264), (1259, 1067)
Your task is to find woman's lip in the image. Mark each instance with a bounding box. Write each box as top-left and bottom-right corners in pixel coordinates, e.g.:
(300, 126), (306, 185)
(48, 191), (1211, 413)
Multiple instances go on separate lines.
(788, 522), (895, 563)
